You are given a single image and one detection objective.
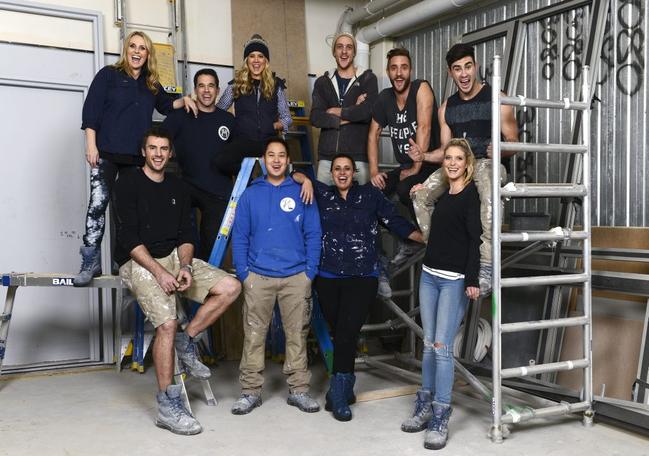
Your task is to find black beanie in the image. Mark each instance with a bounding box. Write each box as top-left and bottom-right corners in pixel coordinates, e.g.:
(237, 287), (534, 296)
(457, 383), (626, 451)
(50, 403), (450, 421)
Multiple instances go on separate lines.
(243, 34), (270, 61)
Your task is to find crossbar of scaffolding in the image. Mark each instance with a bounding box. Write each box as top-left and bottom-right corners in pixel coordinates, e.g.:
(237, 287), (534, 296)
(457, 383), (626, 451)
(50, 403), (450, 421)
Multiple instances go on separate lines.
(501, 184), (586, 198)
(500, 273), (587, 288)
(501, 143), (587, 154)
(500, 95), (588, 111)
(501, 358), (589, 379)
(501, 316), (589, 334)
(500, 230), (588, 243)
(502, 401), (591, 424)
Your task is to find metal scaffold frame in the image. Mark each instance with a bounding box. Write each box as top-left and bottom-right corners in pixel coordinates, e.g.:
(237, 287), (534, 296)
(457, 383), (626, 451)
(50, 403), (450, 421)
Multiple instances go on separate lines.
(356, 251), (496, 406)
(489, 55), (593, 442)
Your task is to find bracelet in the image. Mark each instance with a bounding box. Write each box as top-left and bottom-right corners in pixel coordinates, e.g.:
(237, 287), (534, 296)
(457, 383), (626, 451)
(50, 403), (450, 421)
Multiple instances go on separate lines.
(180, 264), (193, 274)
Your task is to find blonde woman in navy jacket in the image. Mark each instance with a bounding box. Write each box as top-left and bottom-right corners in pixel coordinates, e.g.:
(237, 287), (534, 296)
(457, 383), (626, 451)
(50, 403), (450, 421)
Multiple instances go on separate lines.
(74, 30), (196, 286)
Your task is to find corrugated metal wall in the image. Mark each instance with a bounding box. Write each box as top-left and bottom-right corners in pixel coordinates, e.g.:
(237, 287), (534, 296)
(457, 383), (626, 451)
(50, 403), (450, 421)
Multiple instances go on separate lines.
(399, 0), (648, 227)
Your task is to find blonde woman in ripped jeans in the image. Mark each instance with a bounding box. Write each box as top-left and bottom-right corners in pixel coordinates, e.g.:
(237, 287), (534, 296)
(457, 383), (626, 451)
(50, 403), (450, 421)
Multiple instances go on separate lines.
(412, 156), (506, 295)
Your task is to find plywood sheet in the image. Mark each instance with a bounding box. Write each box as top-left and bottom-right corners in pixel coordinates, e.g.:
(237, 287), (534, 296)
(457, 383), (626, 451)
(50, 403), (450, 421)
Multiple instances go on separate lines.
(557, 313), (644, 400)
(587, 227), (649, 303)
(231, 0), (309, 106)
(558, 227), (647, 399)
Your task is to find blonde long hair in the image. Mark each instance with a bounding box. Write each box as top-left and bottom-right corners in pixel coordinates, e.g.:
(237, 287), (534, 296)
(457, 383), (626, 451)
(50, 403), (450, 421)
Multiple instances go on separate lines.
(442, 138), (476, 187)
(113, 31), (160, 94)
(233, 60), (276, 100)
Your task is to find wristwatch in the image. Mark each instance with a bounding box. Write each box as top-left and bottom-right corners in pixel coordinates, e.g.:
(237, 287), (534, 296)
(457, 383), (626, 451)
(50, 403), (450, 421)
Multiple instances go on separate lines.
(180, 264), (194, 275)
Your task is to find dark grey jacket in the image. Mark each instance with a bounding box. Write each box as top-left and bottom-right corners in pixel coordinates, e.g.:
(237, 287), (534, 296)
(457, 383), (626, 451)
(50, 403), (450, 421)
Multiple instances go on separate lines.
(310, 67), (378, 162)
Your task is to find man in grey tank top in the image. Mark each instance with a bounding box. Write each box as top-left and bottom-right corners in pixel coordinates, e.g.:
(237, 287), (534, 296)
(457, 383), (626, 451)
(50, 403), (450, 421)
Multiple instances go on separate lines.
(409, 44), (518, 295)
(368, 48), (441, 272)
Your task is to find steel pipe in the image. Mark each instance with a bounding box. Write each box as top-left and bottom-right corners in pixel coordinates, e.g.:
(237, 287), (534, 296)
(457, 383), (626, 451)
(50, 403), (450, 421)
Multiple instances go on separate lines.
(500, 95), (588, 111)
(501, 241), (546, 269)
(354, 0), (477, 68)
(501, 143), (587, 154)
(339, 0), (402, 32)
(501, 316), (588, 334)
(501, 359), (589, 379)
(360, 356), (422, 383)
(501, 401), (591, 424)
(501, 184), (586, 198)
(501, 273), (588, 288)
(381, 298), (424, 338)
(490, 55), (504, 442)
(500, 230), (588, 243)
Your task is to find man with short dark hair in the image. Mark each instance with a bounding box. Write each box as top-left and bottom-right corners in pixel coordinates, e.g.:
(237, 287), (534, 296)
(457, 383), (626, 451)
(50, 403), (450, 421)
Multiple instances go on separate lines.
(231, 137), (322, 415)
(161, 68), (235, 260)
(114, 127), (241, 435)
(367, 47), (441, 267)
(310, 32), (378, 184)
(408, 43), (518, 295)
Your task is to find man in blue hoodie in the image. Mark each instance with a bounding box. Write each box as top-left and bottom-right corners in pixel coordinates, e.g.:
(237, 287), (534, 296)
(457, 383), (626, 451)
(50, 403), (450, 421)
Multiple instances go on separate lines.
(231, 137), (322, 415)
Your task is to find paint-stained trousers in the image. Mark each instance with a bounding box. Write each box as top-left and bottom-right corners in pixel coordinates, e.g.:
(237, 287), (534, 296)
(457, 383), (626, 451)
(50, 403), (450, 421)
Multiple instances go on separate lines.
(239, 271), (313, 395)
(83, 159), (136, 248)
(412, 158), (506, 263)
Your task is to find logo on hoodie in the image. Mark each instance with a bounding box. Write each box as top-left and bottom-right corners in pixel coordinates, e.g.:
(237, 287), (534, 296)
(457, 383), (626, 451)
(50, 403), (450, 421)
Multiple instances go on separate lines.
(218, 126), (230, 141)
(280, 197), (296, 212)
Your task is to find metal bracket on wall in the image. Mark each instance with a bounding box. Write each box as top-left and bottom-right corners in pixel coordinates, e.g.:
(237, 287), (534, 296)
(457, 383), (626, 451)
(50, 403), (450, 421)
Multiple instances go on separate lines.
(115, 0), (189, 94)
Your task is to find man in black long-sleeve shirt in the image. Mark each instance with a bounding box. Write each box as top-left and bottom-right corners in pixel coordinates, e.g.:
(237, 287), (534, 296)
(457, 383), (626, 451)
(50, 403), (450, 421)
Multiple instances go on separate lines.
(161, 69), (236, 261)
(114, 127), (241, 436)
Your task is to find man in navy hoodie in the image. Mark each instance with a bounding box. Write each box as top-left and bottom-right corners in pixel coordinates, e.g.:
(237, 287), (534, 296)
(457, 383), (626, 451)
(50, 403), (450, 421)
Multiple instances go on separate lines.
(231, 137), (322, 415)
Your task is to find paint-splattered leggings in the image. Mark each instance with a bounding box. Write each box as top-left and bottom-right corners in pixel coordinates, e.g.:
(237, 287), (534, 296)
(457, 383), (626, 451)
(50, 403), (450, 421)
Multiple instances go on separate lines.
(82, 159), (135, 248)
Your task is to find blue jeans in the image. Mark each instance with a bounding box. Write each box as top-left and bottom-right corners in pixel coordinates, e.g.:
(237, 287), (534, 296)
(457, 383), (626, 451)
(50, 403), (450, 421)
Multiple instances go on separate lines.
(419, 270), (469, 405)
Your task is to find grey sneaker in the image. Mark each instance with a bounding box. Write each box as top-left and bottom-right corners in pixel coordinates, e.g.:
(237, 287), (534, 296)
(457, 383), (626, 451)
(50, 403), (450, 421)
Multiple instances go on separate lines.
(175, 332), (211, 379)
(377, 272), (392, 298)
(155, 384), (202, 435)
(287, 392), (320, 413)
(401, 389), (433, 433)
(231, 393), (262, 415)
(478, 263), (492, 296)
(424, 403), (453, 450)
(391, 240), (425, 268)
(73, 246), (102, 287)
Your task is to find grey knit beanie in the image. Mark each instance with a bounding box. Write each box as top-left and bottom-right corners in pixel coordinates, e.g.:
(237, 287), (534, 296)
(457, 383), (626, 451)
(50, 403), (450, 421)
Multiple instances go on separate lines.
(244, 34), (270, 60)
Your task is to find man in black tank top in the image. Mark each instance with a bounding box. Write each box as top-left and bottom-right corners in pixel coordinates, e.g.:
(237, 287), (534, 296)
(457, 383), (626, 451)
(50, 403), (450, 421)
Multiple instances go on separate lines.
(368, 48), (441, 268)
(368, 48), (440, 220)
(409, 44), (518, 295)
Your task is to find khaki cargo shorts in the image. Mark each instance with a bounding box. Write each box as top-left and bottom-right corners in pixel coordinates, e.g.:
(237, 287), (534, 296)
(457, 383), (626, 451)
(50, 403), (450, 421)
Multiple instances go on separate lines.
(119, 248), (230, 327)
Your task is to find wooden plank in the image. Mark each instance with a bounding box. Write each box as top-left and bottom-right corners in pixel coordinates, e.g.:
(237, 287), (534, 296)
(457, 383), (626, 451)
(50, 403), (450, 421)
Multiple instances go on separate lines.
(356, 384), (420, 402)
(230, 0), (309, 108)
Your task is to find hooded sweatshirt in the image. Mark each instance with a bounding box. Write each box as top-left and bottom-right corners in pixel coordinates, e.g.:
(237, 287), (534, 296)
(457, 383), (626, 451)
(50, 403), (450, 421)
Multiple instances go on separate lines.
(310, 67), (378, 163)
(232, 176), (322, 281)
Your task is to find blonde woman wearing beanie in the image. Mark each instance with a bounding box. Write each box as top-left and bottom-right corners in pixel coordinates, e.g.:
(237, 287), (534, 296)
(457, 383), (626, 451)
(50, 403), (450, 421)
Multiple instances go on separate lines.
(214, 34), (292, 176)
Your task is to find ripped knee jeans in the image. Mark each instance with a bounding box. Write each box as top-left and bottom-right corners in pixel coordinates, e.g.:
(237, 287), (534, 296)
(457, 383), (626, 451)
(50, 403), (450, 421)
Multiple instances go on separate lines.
(418, 270), (469, 405)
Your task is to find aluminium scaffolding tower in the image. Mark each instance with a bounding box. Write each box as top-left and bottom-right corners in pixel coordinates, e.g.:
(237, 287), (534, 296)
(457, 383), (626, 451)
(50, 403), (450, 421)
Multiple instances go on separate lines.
(489, 55), (594, 442)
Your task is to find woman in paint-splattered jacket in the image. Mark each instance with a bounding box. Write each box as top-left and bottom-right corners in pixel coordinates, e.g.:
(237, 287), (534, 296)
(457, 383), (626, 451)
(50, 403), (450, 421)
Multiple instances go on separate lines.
(294, 153), (423, 422)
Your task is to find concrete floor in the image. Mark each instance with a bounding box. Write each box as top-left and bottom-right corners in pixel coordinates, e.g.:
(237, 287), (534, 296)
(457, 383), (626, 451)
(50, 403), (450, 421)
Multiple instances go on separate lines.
(0, 360), (647, 456)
